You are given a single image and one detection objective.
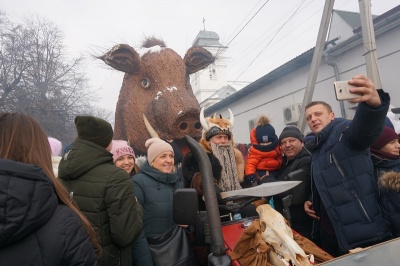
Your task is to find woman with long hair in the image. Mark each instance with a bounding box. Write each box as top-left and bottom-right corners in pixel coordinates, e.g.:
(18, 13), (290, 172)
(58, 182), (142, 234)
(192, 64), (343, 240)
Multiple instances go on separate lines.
(110, 140), (152, 266)
(0, 112), (99, 265)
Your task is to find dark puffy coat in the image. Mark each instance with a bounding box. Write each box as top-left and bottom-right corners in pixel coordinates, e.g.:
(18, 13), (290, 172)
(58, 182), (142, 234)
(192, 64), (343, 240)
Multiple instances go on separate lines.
(311, 92), (391, 252)
(0, 159), (98, 266)
(372, 155), (400, 237)
(273, 148), (313, 239)
(133, 161), (182, 238)
(182, 152), (222, 210)
(58, 139), (142, 266)
(131, 162), (182, 265)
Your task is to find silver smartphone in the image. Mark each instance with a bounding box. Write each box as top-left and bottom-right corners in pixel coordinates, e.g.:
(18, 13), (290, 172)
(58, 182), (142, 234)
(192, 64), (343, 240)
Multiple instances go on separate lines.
(334, 81), (361, 101)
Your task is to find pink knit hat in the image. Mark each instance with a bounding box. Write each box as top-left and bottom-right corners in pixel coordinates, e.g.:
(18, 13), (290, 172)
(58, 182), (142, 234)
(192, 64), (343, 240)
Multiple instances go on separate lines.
(48, 137), (62, 156)
(145, 138), (173, 164)
(110, 140), (135, 163)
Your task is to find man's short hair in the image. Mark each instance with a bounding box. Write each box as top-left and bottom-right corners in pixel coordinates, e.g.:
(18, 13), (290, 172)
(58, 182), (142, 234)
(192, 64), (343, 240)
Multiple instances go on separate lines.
(305, 101), (333, 113)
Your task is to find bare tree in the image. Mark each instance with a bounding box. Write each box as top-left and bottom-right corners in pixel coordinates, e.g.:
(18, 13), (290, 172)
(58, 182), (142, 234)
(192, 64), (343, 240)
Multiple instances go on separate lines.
(0, 12), (107, 146)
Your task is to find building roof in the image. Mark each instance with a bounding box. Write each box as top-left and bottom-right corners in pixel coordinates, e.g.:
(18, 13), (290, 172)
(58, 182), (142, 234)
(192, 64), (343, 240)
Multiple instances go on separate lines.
(192, 30), (224, 47)
(335, 9), (377, 29)
(205, 48), (315, 115)
(205, 6), (400, 116)
(210, 85), (237, 99)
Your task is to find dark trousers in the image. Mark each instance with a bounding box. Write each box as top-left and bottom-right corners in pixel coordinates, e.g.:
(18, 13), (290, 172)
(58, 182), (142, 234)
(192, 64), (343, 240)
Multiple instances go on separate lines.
(319, 230), (346, 258)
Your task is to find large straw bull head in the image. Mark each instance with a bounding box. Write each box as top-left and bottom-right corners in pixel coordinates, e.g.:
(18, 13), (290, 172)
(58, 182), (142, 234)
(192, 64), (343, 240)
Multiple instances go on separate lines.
(100, 38), (214, 154)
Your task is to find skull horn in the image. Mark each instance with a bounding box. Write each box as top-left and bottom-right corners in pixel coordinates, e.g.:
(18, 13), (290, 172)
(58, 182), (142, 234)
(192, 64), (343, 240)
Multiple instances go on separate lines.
(228, 108), (234, 129)
(200, 107), (210, 131)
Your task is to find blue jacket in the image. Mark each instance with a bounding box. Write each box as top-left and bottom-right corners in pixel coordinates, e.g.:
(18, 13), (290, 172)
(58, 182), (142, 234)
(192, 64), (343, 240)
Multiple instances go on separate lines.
(372, 155), (400, 237)
(311, 91), (391, 252)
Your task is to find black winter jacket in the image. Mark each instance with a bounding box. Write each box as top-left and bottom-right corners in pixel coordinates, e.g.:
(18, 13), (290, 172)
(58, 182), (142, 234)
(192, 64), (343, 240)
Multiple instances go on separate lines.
(131, 162), (182, 265)
(133, 161), (182, 238)
(274, 148), (313, 238)
(311, 92), (391, 252)
(372, 155), (400, 237)
(0, 159), (98, 266)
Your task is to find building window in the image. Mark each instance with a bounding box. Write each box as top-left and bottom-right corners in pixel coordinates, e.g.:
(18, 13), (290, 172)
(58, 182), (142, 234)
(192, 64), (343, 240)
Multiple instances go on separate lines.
(209, 64), (217, 80)
(248, 118), (256, 131)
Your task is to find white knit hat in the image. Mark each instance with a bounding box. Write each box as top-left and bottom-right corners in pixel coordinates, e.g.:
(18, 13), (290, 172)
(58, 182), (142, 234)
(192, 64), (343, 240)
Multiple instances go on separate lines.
(145, 138), (173, 164)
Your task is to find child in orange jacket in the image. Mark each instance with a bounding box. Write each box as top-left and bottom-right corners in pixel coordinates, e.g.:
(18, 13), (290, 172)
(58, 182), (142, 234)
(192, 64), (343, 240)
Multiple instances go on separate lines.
(244, 115), (282, 186)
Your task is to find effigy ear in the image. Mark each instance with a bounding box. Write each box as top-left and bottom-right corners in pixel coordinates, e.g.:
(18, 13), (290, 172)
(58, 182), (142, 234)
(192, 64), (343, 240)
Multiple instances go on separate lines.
(99, 44), (141, 74)
(184, 46), (215, 74)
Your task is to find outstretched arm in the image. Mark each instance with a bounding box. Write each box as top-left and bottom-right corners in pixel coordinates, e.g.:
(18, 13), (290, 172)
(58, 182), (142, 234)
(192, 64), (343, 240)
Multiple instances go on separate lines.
(348, 75), (390, 149)
(348, 74), (381, 107)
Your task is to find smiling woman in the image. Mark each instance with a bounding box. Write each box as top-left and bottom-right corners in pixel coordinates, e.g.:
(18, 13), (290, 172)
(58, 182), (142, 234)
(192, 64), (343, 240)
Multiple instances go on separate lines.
(110, 140), (138, 175)
(131, 138), (195, 265)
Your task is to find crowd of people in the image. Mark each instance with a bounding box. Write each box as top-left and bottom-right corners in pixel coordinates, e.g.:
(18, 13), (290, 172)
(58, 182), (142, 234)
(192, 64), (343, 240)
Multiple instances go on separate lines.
(1, 74), (399, 265)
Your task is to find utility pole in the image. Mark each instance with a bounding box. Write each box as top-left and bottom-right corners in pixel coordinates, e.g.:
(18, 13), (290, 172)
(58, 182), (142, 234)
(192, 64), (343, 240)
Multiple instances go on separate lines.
(359, 0), (382, 89)
(297, 0), (381, 132)
(297, 0), (335, 132)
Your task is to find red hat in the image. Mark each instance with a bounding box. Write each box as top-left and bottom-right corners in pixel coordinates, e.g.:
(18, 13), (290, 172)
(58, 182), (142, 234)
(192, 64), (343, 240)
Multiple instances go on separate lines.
(371, 126), (399, 150)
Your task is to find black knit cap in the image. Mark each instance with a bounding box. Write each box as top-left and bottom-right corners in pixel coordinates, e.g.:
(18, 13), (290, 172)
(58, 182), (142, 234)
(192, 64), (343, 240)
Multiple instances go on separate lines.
(279, 126), (304, 142)
(75, 115), (113, 148)
(256, 124), (277, 144)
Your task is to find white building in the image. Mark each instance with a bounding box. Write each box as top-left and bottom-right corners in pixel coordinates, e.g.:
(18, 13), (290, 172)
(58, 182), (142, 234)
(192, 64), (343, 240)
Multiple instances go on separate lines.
(190, 30), (229, 105)
(204, 6), (400, 144)
(189, 30), (250, 109)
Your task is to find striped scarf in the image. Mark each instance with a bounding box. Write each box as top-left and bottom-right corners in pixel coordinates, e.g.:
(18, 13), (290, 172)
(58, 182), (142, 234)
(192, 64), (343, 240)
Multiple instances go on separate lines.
(211, 142), (242, 192)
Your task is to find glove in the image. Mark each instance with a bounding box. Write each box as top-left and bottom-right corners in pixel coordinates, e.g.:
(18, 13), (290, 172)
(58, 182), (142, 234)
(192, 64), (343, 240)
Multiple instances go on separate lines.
(244, 174), (258, 187)
(214, 185), (223, 205)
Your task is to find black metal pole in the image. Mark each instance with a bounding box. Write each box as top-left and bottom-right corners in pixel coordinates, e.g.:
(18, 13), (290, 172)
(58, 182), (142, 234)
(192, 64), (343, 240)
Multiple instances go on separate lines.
(184, 136), (231, 265)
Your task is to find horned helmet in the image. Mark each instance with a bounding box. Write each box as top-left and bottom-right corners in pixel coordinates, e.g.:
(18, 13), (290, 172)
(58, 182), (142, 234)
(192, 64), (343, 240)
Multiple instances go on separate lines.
(200, 107), (234, 141)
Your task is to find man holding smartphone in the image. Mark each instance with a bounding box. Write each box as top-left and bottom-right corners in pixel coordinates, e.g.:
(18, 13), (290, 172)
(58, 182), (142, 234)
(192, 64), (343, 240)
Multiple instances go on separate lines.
(303, 75), (392, 257)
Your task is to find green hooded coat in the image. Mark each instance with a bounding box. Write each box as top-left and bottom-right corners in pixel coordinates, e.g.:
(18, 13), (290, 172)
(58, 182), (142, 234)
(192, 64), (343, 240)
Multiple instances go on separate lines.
(59, 139), (142, 266)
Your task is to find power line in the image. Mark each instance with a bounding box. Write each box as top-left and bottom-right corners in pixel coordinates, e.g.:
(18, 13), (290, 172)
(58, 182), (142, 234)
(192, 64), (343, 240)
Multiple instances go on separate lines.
(223, 0), (271, 51)
(191, 0), (270, 84)
(230, 0), (316, 67)
(233, 0), (307, 82)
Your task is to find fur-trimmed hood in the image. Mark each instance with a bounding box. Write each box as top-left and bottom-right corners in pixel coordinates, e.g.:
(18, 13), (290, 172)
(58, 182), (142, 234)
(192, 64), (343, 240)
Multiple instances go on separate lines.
(134, 155), (147, 170)
(379, 171), (400, 192)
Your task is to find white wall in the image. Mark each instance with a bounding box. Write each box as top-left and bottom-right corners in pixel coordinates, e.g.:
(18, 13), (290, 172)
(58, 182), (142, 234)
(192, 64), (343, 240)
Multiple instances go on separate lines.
(328, 11), (355, 43)
(214, 24), (400, 144)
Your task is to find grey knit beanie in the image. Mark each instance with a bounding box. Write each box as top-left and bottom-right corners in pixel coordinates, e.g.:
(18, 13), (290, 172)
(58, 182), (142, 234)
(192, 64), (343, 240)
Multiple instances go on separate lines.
(279, 126), (304, 142)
